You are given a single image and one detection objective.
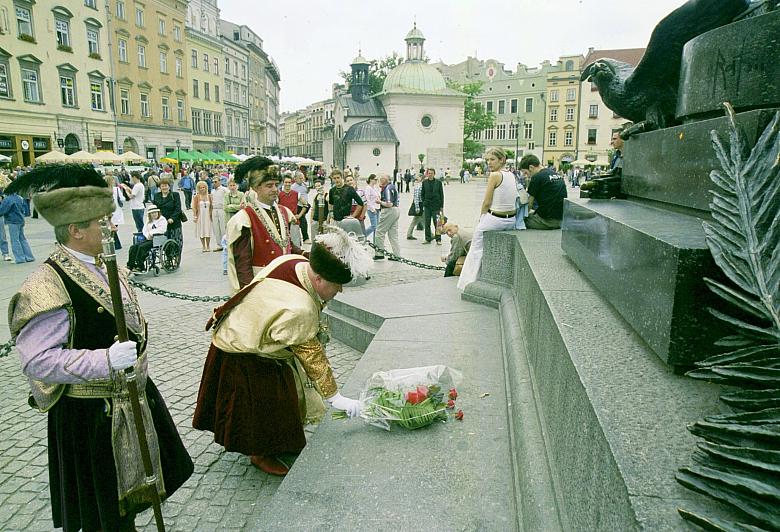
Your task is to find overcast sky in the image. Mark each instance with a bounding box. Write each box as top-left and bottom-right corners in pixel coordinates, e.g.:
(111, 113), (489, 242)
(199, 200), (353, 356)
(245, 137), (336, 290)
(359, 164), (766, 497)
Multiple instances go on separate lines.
(220, 0), (687, 112)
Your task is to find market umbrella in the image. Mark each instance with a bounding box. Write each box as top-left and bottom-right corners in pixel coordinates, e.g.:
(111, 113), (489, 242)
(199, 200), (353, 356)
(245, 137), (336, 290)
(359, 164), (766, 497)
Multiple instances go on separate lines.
(165, 149), (193, 161)
(0, 154), (11, 163)
(188, 150), (207, 162)
(571, 159), (596, 166)
(120, 151), (145, 163)
(67, 150), (99, 163)
(218, 151), (239, 162)
(35, 151), (70, 163)
(97, 151), (123, 164)
(202, 151), (225, 162)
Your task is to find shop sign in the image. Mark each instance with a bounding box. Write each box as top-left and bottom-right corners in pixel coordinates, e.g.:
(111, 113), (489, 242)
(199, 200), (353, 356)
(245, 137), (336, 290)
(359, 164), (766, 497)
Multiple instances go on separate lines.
(20, 139), (30, 151)
(33, 138), (49, 150)
(0, 136), (13, 150)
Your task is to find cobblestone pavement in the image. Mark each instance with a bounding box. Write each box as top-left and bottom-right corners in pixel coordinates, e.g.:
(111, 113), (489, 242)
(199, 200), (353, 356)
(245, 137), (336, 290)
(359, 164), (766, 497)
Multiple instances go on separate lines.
(0, 180), (485, 530)
(0, 298), (363, 531)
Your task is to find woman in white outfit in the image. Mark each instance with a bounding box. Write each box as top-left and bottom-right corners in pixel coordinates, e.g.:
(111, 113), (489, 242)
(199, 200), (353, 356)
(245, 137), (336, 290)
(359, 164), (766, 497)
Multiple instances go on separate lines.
(457, 147), (520, 290)
(106, 174), (125, 250)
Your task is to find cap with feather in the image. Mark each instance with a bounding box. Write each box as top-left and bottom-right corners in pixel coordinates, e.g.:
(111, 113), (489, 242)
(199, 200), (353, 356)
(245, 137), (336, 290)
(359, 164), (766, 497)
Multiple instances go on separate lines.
(309, 225), (373, 284)
(5, 164), (114, 226)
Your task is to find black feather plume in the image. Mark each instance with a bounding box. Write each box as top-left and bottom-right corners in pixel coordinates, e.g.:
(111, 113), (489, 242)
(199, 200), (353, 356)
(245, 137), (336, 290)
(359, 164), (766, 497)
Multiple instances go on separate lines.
(5, 164), (107, 196)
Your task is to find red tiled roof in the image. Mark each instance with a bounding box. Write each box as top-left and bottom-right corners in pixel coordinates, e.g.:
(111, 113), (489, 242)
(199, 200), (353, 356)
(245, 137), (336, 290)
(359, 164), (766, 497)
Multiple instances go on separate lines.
(583, 48), (646, 68)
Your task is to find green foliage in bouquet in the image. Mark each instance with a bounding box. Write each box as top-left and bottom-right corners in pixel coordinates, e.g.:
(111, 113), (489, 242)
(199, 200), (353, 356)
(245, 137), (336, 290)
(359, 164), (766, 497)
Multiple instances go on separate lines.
(366, 385), (448, 430)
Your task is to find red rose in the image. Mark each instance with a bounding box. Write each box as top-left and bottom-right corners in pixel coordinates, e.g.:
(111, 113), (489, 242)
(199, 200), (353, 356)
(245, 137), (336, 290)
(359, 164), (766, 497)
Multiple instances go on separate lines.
(405, 391), (422, 405)
(455, 410), (464, 421)
(416, 385), (429, 398)
(448, 388), (458, 400)
(446, 400), (455, 409)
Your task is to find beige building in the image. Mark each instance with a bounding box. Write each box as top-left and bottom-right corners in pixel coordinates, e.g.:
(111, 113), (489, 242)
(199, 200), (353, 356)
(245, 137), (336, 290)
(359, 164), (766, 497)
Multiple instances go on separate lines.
(109, 0), (191, 160)
(542, 54), (584, 168)
(186, 0), (224, 153)
(577, 47), (644, 166)
(0, 0), (116, 164)
(219, 21), (280, 155)
(279, 110), (300, 156)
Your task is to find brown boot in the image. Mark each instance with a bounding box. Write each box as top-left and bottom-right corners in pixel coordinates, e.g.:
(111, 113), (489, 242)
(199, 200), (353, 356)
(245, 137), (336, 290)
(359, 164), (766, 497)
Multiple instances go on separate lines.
(250, 455), (289, 476)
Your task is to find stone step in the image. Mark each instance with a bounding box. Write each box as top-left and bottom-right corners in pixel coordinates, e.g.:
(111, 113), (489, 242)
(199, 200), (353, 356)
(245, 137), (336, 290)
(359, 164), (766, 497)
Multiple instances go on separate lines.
(622, 107), (779, 212)
(561, 196), (730, 368)
(465, 230), (742, 530)
(323, 304), (380, 353)
(255, 277), (523, 531)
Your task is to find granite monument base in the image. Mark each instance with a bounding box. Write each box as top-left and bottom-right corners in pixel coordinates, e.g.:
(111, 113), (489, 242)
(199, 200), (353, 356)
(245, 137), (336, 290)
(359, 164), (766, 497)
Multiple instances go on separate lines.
(561, 197), (728, 368)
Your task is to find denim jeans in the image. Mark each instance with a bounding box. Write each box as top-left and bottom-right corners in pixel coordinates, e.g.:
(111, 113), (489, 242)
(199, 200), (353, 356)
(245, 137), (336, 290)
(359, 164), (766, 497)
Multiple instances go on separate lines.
(0, 217), (9, 256)
(7, 223), (34, 263)
(132, 209), (145, 232)
(365, 210), (378, 242)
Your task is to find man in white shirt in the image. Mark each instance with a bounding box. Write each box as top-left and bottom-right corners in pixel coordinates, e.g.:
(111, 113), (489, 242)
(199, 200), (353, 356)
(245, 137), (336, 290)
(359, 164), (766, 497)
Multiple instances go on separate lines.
(121, 173), (146, 232)
(211, 176), (227, 251)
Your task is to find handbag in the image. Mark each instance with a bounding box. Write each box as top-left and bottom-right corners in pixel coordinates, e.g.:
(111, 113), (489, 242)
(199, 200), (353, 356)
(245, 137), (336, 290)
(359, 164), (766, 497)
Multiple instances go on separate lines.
(435, 211), (445, 236)
(179, 211), (188, 223)
(407, 203), (419, 216)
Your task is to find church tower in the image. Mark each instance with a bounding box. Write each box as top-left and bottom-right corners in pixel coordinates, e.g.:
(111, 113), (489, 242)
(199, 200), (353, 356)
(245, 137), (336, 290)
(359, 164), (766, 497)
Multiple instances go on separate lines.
(350, 51), (371, 103)
(405, 22), (425, 62)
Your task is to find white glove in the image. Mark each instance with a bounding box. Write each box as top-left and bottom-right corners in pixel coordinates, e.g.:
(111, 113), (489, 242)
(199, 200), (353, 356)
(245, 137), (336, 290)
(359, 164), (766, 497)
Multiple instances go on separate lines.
(108, 340), (137, 371)
(328, 393), (361, 418)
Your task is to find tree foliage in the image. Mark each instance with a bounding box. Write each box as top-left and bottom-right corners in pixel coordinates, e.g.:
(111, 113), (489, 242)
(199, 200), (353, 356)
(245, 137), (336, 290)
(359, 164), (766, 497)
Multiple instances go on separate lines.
(448, 81), (495, 158)
(340, 53), (404, 96)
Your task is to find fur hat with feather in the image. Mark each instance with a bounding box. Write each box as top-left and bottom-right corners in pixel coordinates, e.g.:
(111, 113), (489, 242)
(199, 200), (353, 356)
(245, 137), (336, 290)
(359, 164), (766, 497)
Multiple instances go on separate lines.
(309, 225), (373, 284)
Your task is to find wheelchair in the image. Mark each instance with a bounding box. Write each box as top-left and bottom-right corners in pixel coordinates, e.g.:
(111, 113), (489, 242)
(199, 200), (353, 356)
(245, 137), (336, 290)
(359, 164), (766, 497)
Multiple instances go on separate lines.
(131, 229), (181, 275)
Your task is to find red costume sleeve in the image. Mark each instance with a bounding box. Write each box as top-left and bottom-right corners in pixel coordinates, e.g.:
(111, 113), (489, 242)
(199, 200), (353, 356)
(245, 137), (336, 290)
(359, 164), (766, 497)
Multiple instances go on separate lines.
(233, 227), (255, 288)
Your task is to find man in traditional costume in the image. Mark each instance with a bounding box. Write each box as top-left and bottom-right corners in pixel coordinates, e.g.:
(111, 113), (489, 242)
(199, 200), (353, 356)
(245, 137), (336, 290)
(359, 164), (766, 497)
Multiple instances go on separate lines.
(193, 226), (372, 476)
(226, 156), (304, 293)
(6, 164), (193, 532)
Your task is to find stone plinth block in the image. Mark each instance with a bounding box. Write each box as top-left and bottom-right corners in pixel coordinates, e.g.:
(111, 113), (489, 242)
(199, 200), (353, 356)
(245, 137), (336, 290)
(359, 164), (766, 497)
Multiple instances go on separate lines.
(561, 198), (728, 368)
(622, 108), (779, 211)
(676, 10), (780, 120)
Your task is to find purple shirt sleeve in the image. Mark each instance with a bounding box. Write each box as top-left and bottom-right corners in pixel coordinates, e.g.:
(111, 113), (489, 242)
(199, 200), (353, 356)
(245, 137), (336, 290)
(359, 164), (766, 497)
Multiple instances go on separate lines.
(16, 308), (112, 383)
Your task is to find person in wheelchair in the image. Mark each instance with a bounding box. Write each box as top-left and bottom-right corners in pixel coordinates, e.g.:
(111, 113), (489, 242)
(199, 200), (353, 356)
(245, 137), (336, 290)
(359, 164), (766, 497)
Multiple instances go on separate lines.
(127, 205), (168, 272)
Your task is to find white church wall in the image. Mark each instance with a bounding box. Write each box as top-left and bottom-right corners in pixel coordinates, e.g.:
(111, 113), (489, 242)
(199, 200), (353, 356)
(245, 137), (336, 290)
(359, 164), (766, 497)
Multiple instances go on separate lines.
(383, 94), (464, 174)
(346, 142), (396, 177)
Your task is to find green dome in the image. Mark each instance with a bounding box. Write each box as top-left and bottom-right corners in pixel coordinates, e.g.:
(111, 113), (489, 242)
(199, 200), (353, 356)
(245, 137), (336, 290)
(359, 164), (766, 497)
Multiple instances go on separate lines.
(405, 24), (425, 41)
(382, 61), (447, 93)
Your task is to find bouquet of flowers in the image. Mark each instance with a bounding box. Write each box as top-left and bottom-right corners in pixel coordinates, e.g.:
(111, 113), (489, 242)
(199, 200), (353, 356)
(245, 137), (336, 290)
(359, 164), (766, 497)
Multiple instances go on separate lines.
(334, 365), (463, 431)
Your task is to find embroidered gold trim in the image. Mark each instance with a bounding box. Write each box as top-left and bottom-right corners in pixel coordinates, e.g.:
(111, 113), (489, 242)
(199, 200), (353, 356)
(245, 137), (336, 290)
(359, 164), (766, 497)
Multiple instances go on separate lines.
(9, 263), (72, 337)
(246, 199), (290, 250)
(49, 245), (146, 339)
(289, 338), (337, 398)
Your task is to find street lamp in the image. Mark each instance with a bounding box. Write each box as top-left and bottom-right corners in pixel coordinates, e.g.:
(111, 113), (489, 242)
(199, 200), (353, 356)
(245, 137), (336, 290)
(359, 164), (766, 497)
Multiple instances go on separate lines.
(175, 139), (181, 177)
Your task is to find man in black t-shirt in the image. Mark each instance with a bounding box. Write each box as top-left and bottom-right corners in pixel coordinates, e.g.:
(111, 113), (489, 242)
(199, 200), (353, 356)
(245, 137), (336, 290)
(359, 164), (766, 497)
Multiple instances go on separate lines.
(327, 169), (363, 222)
(519, 154), (567, 230)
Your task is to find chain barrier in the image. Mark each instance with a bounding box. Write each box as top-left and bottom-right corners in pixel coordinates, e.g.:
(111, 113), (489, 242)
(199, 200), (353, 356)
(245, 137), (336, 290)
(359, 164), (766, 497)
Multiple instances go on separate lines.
(128, 279), (230, 302)
(0, 339), (14, 358)
(365, 241), (446, 271)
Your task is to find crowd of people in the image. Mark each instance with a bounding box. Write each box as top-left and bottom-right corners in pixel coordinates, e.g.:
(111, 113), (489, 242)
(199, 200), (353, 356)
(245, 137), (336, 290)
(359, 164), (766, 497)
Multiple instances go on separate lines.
(0, 146), (578, 530)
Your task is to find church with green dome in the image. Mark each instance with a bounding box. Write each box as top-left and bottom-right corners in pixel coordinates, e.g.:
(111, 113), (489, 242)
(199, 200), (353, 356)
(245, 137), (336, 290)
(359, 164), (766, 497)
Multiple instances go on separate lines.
(324, 24), (466, 176)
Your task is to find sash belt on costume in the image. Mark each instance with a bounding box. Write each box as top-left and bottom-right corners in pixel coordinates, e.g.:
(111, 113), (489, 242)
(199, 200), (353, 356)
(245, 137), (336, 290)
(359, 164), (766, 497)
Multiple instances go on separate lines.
(64, 352), (148, 399)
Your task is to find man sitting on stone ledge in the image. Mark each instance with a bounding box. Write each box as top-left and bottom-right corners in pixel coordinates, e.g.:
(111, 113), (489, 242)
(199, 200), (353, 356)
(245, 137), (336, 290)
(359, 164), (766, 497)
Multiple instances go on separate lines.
(519, 154), (567, 230)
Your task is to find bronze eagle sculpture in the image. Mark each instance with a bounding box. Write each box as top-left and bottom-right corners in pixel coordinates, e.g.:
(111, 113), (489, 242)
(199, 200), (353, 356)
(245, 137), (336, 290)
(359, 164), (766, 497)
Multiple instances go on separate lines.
(581, 0), (750, 137)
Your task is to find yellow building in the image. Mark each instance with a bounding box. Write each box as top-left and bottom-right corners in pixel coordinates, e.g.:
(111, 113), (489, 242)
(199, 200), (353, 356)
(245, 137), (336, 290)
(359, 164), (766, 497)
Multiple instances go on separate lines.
(0, 0), (116, 164)
(577, 47), (644, 167)
(109, 0), (190, 159)
(542, 54), (584, 168)
(185, 0), (223, 153)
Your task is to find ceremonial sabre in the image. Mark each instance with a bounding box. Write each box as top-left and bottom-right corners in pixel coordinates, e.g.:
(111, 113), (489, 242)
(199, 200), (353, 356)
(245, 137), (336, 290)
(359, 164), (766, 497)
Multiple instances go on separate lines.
(100, 218), (166, 532)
